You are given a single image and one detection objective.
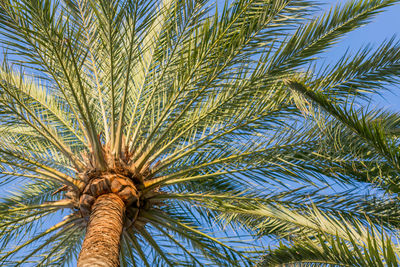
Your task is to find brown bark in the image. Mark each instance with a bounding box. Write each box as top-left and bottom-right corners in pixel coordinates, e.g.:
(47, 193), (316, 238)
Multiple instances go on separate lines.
(78, 193), (125, 267)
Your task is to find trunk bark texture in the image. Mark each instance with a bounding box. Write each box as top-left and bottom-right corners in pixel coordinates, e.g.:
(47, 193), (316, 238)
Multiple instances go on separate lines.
(78, 193), (125, 267)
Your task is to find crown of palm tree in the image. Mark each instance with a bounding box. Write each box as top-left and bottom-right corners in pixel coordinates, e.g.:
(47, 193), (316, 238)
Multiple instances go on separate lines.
(1, 0), (400, 266)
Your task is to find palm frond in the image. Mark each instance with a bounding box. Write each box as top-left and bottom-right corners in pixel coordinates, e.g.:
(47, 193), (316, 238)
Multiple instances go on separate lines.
(269, 0), (399, 72)
(286, 79), (400, 192)
(260, 230), (399, 267)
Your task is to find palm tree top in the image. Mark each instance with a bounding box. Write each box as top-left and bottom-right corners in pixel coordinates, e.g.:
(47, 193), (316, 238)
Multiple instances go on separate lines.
(1, 0), (400, 266)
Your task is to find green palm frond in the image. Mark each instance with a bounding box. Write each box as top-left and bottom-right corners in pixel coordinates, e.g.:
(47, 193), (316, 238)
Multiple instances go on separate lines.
(260, 231), (400, 266)
(157, 188), (400, 231)
(141, 208), (254, 266)
(311, 37), (400, 97)
(197, 196), (400, 266)
(269, 0), (399, 72)
(286, 79), (400, 192)
(0, 68), (84, 170)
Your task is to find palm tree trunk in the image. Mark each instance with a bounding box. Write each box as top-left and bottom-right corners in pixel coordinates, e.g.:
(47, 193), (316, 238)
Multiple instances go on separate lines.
(78, 193), (126, 267)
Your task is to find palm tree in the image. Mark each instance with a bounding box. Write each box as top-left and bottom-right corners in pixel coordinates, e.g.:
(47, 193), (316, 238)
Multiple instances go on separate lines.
(0, 0), (400, 266)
